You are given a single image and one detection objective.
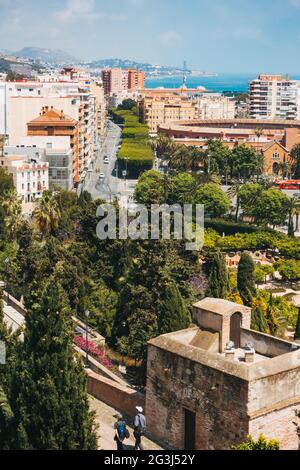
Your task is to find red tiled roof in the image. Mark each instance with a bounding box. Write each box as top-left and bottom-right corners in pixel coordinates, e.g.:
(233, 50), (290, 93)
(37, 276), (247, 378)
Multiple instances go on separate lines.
(28, 107), (77, 126)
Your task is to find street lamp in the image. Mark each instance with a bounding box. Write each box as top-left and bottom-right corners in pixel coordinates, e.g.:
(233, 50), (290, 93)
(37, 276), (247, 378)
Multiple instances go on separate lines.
(4, 258), (9, 305)
(85, 310), (90, 368)
(122, 321), (126, 368)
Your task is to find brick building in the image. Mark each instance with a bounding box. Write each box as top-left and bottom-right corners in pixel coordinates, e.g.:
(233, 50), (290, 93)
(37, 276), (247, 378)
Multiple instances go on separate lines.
(158, 118), (300, 175)
(146, 298), (300, 450)
(101, 68), (144, 95)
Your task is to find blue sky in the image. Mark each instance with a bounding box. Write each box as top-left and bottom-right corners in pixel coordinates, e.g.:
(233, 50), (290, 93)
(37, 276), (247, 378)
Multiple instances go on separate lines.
(1, 0), (300, 73)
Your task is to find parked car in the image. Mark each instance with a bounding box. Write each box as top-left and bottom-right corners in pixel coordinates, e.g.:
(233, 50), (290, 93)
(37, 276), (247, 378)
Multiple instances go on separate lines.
(99, 173), (105, 180)
(104, 156), (109, 164)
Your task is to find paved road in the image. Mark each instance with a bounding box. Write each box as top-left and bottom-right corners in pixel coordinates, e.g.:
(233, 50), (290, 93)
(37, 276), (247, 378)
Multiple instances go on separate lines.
(89, 395), (164, 450)
(82, 120), (138, 203)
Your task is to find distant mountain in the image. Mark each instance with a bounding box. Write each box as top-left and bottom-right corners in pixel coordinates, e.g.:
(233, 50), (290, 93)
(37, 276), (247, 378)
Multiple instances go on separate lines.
(0, 49), (12, 56)
(86, 58), (191, 76)
(87, 58), (153, 70)
(14, 47), (77, 64)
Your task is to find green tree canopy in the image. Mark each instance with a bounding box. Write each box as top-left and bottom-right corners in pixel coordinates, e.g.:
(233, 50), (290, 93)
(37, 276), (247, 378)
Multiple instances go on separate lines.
(194, 183), (230, 218)
(253, 189), (290, 228)
(134, 170), (165, 206)
(233, 434), (280, 450)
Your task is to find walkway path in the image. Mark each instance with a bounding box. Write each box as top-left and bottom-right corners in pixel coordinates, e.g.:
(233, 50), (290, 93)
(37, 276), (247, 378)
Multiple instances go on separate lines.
(89, 396), (164, 451)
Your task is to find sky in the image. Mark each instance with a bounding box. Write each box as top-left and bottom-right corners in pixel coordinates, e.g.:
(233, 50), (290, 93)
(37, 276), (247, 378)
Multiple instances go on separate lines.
(1, 0), (300, 73)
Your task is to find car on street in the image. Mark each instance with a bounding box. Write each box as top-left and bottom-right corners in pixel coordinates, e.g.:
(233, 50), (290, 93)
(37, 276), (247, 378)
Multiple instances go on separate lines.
(104, 156), (109, 164)
(99, 173), (105, 180)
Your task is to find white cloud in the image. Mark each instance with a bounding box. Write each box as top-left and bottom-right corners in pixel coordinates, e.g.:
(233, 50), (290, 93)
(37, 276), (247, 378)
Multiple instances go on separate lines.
(56, 0), (99, 23)
(55, 0), (125, 23)
(159, 30), (182, 46)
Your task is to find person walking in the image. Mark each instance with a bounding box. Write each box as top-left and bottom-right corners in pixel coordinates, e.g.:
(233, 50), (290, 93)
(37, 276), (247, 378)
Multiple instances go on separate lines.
(114, 414), (129, 451)
(133, 406), (146, 450)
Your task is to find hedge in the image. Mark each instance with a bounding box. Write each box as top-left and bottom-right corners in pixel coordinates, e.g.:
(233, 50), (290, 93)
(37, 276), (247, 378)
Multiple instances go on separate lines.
(204, 218), (261, 235)
(111, 108), (154, 175)
(205, 228), (300, 260)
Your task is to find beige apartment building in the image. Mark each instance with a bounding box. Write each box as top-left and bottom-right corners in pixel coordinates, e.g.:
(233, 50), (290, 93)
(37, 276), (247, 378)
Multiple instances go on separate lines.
(139, 94), (198, 133)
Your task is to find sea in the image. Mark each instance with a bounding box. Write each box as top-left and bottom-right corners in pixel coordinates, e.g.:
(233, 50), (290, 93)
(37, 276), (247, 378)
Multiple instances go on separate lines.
(145, 73), (300, 93)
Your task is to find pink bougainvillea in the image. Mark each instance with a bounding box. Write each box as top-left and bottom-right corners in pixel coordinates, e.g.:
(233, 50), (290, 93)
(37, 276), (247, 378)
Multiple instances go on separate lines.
(74, 335), (112, 369)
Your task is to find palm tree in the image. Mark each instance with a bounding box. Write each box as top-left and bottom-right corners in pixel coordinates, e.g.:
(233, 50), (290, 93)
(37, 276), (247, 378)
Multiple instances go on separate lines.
(150, 135), (177, 161)
(287, 196), (300, 236)
(1, 190), (23, 240)
(279, 161), (292, 179)
(290, 144), (300, 179)
(227, 181), (243, 222)
(33, 191), (61, 238)
(168, 146), (192, 172)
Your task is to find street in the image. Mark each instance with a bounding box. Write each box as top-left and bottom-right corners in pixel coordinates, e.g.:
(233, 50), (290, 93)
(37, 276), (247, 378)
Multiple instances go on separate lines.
(82, 120), (138, 202)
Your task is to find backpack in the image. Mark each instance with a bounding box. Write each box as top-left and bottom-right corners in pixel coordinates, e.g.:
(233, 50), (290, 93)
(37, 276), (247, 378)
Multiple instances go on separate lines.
(117, 421), (127, 440)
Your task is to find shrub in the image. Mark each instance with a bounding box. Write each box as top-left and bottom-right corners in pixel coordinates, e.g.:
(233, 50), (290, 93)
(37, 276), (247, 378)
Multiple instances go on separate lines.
(233, 434), (280, 450)
(74, 335), (112, 369)
(204, 218), (260, 235)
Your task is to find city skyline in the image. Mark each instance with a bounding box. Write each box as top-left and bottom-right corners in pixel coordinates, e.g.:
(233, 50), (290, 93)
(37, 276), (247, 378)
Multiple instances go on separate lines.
(1, 0), (300, 72)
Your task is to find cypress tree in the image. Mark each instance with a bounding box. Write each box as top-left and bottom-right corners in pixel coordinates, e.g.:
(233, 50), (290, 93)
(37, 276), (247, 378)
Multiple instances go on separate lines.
(8, 279), (97, 450)
(266, 293), (278, 336)
(0, 291), (15, 449)
(251, 303), (268, 333)
(204, 252), (229, 299)
(288, 216), (295, 237)
(238, 252), (256, 306)
(294, 308), (300, 341)
(158, 281), (190, 334)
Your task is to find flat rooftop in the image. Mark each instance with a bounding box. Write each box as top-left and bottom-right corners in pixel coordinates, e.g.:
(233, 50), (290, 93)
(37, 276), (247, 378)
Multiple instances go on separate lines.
(149, 326), (300, 381)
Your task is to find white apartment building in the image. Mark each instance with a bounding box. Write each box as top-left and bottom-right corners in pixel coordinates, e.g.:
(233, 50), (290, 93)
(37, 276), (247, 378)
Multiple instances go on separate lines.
(108, 90), (141, 108)
(0, 154), (49, 203)
(0, 78), (105, 181)
(249, 74), (300, 120)
(7, 136), (74, 191)
(195, 93), (236, 120)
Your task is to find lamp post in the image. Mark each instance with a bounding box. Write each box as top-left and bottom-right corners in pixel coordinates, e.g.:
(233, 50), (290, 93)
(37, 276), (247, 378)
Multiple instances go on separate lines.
(122, 321), (126, 368)
(85, 310), (90, 368)
(4, 258), (9, 305)
(118, 321), (127, 373)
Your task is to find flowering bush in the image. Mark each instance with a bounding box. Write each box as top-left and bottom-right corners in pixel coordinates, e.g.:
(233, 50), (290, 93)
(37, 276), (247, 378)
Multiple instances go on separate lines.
(74, 336), (112, 369)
